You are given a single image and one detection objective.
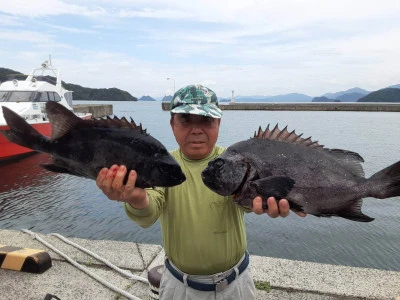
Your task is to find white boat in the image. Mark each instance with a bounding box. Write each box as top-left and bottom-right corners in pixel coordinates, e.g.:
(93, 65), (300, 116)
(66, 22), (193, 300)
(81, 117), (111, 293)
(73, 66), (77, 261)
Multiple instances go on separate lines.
(0, 57), (92, 161)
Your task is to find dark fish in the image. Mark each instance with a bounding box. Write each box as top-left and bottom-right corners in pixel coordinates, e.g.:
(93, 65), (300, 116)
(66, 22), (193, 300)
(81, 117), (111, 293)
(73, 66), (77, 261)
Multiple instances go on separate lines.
(1, 101), (186, 188)
(201, 124), (400, 222)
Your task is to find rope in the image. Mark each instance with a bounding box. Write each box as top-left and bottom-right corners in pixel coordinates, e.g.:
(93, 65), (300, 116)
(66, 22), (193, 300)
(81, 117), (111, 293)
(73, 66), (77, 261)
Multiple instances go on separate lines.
(49, 233), (148, 284)
(22, 229), (143, 300)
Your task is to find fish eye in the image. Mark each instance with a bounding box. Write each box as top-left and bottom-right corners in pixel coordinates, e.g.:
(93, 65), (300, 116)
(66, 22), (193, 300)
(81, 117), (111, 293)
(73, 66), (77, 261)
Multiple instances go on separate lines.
(214, 158), (224, 170)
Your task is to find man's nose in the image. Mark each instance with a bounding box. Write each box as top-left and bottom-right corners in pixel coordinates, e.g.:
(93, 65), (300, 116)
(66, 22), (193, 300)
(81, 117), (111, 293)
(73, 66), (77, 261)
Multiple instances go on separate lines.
(189, 123), (204, 133)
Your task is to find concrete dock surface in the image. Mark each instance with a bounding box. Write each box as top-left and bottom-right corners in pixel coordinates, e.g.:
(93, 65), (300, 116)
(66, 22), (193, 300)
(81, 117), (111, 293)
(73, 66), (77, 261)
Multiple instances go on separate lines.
(1, 229), (399, 300)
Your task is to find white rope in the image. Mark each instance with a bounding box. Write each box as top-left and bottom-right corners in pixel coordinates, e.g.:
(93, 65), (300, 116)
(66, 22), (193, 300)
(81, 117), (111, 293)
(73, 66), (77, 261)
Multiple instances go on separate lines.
(22, 229), (142, 300)
(49, 232), (148, 284)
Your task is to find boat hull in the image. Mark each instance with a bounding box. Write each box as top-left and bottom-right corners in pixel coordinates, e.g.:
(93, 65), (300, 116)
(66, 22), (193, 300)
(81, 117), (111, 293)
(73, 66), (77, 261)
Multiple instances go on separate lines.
(0, 122), (51, 161)
(0, 114), (91, 161)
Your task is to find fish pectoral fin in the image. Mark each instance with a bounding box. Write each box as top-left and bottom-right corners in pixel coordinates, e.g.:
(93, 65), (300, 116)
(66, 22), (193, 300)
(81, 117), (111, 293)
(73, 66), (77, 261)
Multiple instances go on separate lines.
(250, 176), (295, 199)
(337, 199), (374, 222)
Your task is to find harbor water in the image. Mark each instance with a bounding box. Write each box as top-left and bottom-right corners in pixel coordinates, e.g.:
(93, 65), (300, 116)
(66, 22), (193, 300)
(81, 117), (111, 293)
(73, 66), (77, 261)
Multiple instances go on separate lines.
(0, 101), (399, 271)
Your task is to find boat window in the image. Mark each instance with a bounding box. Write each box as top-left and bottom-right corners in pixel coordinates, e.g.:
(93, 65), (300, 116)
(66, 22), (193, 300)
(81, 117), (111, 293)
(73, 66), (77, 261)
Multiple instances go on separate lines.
(37, 92), (49, 102)
(0, 91), (61, 102)
(1, 91), (36, 102)
(49, 92), (55, 101)
(53, 93), (61, 101)
(36, 92), (61, 102)
(0, 91), (8, 102)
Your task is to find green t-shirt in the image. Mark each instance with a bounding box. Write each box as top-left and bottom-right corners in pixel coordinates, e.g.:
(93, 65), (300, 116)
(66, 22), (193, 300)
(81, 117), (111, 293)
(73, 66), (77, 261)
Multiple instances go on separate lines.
(125, 145), (247, 275)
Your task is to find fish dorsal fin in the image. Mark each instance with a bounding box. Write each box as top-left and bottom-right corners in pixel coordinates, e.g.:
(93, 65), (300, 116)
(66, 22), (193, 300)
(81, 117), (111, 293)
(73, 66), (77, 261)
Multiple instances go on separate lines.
(46, 102), (148, 141)
(253, 124), (322, 148)
(46, 101), (83, 140)
(252, 123), (365, 177)
(91, 116), (147, 133)
(323, 148), (365, 177)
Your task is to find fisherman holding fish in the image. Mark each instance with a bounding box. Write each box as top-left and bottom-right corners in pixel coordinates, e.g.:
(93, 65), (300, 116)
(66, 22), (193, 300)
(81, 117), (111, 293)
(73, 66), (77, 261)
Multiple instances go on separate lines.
(96, 85), (306, 299)
(3, 81), (399, 298)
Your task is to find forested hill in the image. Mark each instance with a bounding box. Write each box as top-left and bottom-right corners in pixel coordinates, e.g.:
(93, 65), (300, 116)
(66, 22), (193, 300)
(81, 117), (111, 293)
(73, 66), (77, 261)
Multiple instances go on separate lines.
(63, 83), (137, 101)
(358, 88), (400, 102)
(0, 67), (137, 101)
(0, 68), (25, 81)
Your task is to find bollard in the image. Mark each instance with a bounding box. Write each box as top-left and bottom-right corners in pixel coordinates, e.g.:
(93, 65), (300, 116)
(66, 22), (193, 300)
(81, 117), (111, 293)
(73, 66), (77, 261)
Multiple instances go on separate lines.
(148, 265), (163, 299)
(0, 244), (51, 273)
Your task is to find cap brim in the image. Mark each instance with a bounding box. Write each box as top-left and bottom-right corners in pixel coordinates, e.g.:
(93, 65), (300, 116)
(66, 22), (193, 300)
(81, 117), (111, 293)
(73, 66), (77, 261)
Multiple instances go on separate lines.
(171, 104), (222, 119)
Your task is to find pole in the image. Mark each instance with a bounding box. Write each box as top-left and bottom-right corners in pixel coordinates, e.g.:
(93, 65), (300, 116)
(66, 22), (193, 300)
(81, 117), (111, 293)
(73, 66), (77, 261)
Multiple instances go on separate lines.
(167, 77), (175, 95)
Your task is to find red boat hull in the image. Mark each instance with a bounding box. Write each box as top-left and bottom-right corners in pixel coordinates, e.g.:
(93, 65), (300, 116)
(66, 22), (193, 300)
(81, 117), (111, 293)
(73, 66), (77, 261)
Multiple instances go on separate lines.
(0, 122), (52, 161)
(0, 115), (92, 161)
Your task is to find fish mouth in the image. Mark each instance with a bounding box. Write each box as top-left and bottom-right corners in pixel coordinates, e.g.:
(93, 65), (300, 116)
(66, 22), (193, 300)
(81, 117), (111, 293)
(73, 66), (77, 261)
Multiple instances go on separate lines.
(232, 161), (251, 196)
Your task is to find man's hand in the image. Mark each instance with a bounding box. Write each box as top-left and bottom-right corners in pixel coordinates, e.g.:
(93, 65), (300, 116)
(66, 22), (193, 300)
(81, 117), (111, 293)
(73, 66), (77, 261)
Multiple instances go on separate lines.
(252, 196), (306, 218)
(96, 165), (149, 209)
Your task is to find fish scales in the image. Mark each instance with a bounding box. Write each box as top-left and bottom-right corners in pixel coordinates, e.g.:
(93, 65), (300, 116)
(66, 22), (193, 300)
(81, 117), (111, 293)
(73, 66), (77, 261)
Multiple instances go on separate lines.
(1, 101), (186, 188)
(201, 124), (400, 222)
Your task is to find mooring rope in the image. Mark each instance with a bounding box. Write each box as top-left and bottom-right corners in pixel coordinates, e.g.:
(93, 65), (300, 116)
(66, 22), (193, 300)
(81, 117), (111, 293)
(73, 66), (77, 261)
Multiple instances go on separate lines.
(22, 229), (144, 300)
(48, 232), (148, 283)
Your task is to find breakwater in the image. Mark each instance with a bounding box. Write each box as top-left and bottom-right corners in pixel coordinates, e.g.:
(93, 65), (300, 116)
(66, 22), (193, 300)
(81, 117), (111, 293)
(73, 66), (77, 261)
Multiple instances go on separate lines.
(162, 102), (400, 111)
(73, 104), (113, 118)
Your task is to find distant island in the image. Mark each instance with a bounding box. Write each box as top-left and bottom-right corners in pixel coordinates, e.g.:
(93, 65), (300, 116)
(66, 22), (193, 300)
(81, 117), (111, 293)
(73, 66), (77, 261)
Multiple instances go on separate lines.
(312, 87), (400, 103)
(0, 67), (137, 101)
(219, 85), (399, 103)
(358, 88), (400, 102)
(1, 66), (399, 103)
(139, 95), (156, 101)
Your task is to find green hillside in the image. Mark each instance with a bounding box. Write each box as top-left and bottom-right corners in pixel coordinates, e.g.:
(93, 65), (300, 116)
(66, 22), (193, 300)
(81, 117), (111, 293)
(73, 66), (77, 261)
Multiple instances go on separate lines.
(0, 68), (25, 82)
(0, 67), (137, 101)
(358, 88), (400, 102)
(63, 83), (137, 101)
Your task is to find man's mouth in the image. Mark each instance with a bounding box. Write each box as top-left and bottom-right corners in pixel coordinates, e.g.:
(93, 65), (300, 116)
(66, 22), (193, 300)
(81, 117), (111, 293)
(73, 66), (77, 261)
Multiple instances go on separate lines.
(189, 141), (204, 144)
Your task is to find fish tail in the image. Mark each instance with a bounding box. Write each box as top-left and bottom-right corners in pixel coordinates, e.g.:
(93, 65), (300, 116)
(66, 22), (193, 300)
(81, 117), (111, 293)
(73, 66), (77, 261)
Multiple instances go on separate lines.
(1, 106), (50, 152)
(367, 160), (400, 199)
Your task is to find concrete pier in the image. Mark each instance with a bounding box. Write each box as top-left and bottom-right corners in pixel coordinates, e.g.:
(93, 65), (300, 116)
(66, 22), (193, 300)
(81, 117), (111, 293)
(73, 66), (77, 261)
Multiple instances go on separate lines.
(1, 229), (399, 299)
(162, 102), (400, 112)
(73, 104), (113, 118)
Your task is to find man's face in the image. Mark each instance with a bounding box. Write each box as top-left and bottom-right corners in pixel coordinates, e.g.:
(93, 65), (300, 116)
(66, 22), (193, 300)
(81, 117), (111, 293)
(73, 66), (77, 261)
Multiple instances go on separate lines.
(170, 113), (221, 160)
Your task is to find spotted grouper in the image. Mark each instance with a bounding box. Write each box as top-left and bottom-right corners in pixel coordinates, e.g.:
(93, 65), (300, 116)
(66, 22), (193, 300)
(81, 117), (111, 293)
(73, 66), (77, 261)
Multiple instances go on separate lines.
(1, 101), (186, 188)
(201, 125), (400, 222)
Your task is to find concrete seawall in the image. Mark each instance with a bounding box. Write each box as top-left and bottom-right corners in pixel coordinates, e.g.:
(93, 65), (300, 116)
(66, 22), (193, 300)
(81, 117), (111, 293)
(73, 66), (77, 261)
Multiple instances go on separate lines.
(1, 229), (399, 299)
(73, 104), (113, 118)
(162, 102), (400, 111)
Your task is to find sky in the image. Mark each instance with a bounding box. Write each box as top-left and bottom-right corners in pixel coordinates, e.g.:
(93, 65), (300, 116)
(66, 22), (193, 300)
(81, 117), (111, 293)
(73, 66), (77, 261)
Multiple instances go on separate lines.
(1, 0), (400, 99)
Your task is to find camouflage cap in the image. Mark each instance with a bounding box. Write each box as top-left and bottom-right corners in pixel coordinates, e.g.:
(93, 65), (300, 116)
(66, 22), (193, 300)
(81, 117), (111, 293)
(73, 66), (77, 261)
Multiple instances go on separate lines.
(170, 84), (222, 119)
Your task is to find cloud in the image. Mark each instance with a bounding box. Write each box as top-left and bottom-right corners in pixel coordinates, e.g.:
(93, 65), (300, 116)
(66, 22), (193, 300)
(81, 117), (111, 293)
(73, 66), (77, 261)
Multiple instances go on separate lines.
(117, 8), (194, 20)
(0, 0), (399, 97)
(45, 24), (97, 34)
(0, 0), (106, 17)
(0, 14), (23, 26)
(0, 30), (54, 43)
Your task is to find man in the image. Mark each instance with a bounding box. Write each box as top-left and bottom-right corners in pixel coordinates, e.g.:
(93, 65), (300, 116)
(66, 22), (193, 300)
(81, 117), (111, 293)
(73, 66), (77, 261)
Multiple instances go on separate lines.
(96, 84), (305, 299)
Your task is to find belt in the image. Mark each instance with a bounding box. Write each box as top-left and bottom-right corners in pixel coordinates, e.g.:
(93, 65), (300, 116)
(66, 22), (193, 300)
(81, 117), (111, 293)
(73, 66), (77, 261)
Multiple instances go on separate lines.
(165, 252), (249, 292)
